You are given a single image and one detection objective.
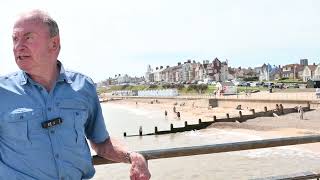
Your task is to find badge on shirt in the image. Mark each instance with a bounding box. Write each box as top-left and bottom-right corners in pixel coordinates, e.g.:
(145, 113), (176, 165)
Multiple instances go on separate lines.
(41, 118), (63, 128)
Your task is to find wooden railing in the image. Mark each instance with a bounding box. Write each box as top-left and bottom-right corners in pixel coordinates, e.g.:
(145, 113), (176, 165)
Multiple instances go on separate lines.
(93, 135), (320, 165)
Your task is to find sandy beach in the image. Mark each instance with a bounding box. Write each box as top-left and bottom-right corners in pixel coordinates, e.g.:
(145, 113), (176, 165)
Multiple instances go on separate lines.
(94, 96), (320, 179)
(106, 98), (256, 121)
(105, 96), (320, 153)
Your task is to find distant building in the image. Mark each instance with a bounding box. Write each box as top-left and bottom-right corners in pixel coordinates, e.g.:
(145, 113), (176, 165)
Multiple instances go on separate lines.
(195, 63), (205, 81)
(153, 66), (164, 82)
(181, 60), (195, 82)
(216, 82), (236, 95)
(145, 65), (153, 82)
(282, 64), (303, 80)
(259, 63), (280, 81)
(300, 59), (308, 66)
(301, 63), (318, 82)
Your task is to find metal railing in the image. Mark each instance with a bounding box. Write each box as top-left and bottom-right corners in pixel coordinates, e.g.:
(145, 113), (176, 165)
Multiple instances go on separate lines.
(93, 135), (320, 165)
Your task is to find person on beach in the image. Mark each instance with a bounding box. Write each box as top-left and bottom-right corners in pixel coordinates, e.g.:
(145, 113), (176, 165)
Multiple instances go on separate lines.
(298, 105), (304, 120)
(164, 110), (168, 118)
(176, 111), (181, 119)
(0, 10), (150, 180)
(173, 106), (176, 113)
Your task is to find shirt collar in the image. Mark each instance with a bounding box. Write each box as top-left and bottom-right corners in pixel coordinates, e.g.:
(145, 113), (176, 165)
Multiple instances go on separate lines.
(19, 60), (72, 85)
(57, 61), (72, 84)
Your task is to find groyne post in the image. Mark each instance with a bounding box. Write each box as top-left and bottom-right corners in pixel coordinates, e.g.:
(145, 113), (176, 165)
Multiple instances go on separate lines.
(251, 109), (255, 116)
(184, 121), (188, 127)
(226, 113), (230, 119)
(279, 104), (284, 114)
(170, 123), (174, 131)
(139, 126), (143, 136)
(198, 119), (202, 124)
(213, 116), (217, 122)
(155, 126), (158, 134)
(239, 111), (243, 119)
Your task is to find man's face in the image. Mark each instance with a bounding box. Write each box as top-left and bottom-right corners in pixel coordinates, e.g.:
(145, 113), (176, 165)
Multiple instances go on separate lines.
(12, 19), (52, 73)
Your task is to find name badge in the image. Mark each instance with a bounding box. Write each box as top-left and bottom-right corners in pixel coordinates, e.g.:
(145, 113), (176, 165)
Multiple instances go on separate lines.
(42, 118), (63, 129)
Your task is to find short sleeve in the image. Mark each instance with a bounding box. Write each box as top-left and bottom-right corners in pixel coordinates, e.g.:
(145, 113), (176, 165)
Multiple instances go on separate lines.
(84, 84), (109, 143)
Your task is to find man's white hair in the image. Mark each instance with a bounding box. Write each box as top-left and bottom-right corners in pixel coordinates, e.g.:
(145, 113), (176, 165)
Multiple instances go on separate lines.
(17, 9), (59, 37)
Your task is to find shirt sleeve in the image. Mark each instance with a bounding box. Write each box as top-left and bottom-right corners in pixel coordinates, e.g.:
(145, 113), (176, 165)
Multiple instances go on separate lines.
(84, 83), (109, 144)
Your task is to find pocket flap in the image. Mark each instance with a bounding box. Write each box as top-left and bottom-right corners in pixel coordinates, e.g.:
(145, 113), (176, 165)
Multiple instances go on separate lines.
(57, 99), (87, 110)
(4, 108), (41, 122)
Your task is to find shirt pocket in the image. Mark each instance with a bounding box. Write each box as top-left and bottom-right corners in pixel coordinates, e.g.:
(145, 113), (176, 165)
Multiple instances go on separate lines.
(1, 108), (40, 144)
(57, 99), (88, 147)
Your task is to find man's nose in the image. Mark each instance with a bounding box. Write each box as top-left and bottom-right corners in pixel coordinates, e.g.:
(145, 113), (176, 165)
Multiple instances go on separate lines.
(14, 40), (26, 52)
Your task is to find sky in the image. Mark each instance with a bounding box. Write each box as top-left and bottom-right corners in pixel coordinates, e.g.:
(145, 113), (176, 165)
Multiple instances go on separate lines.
(1, 0), (320, 82)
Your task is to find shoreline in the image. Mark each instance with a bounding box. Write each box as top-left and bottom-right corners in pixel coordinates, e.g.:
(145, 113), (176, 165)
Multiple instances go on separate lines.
(104, 97), (320, 154)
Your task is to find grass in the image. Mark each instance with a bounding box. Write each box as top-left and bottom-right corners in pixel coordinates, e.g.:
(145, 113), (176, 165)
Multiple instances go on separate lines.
(99, 84), (314, 95)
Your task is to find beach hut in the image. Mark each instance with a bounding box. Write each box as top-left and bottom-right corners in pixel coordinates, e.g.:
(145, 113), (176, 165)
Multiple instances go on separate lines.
(216, 82), (236, 95)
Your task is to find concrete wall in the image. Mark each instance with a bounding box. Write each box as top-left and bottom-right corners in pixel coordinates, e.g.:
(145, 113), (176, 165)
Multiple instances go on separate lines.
(211, 98), (311, 110)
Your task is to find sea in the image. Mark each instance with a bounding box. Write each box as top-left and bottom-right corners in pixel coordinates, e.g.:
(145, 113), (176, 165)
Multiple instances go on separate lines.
(92, 103), (320, 180)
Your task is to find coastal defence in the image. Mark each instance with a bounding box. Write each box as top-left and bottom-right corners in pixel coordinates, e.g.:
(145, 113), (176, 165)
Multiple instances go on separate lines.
(123, 103), (311, 137)
(101, 92), (320, 109)
(210, 98), (313, 109)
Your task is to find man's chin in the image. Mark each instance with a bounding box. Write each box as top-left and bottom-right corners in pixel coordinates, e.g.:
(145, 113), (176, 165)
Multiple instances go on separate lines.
(17, 64), (32, 72)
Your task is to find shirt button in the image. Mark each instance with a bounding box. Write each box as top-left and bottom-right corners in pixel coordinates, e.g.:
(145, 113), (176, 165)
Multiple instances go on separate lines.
(50, 130), (55, 134)
(75, 112), (79, 116)
(60, 177), (65, 180)
(55, 154), (59, 158)
(48, 107), (52, 111)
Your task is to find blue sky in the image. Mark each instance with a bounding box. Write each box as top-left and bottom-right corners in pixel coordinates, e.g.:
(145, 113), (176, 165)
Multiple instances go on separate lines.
(1, 0), (320, 81)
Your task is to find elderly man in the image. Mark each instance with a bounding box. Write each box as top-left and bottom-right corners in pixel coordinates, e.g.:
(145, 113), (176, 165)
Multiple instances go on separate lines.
(0, 10), (150, 180)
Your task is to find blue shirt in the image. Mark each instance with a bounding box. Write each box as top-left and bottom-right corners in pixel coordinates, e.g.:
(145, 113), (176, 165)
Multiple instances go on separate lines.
(0, 62), (109, 180)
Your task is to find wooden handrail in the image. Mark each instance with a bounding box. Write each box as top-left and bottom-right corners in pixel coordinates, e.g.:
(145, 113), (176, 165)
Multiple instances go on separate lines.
(93, 135), (320, 165)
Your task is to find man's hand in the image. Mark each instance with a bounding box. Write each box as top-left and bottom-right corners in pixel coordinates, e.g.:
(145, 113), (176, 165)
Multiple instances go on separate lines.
(129, 152), (151, 180)
(90, 138), (151, 179)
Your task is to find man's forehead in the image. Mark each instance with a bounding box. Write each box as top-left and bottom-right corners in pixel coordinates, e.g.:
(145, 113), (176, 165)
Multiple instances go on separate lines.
(14, 18), (42, 27)
(13, 19), (47, 35)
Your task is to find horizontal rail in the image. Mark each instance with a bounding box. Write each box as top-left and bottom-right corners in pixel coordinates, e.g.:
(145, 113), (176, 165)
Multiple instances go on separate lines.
(251, 171), (320, 180)
(93, 135), (320, 165)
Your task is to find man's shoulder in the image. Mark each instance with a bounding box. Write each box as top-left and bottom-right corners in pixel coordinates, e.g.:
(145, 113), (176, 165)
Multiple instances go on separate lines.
(64, 70), (95, 85)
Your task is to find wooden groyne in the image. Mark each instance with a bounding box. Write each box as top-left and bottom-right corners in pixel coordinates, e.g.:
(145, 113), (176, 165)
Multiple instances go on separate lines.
(124, 103), (311, 137)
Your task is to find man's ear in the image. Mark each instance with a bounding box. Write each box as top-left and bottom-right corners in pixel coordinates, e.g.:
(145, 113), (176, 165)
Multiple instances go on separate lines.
(49, 36), (60, 51)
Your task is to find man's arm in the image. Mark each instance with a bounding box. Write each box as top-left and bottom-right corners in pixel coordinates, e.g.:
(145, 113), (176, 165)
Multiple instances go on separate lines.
(90, 138), (151, 180)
